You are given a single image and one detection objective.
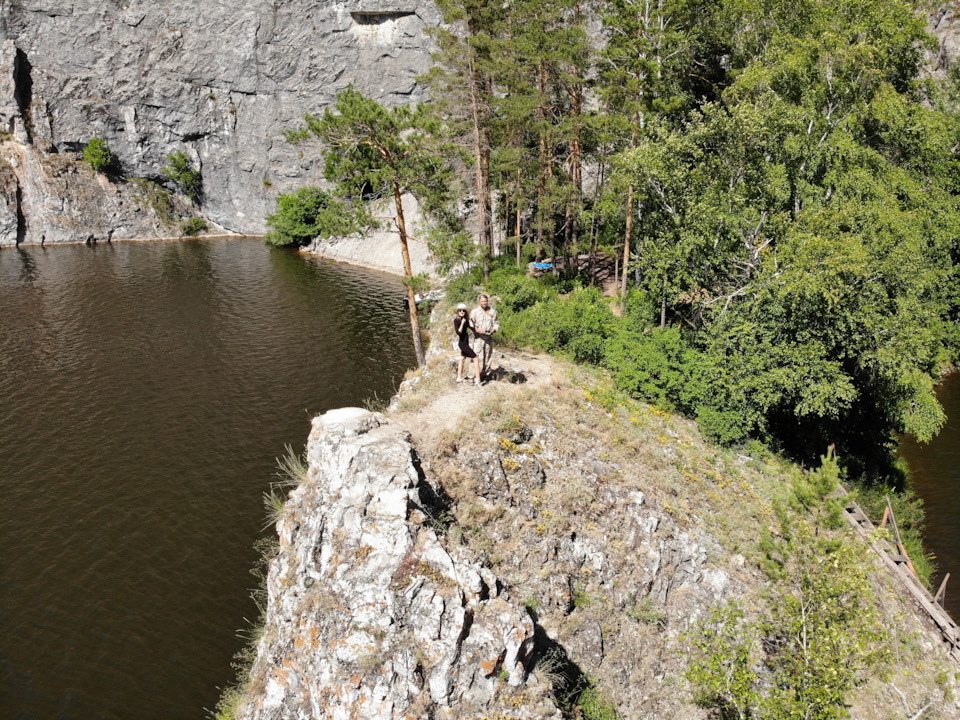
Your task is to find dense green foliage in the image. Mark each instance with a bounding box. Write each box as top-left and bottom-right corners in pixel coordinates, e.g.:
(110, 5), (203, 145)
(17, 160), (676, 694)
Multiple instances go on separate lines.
(162, 150), (203, 204)
(83, 137), (114, 174)
(479, 258), (948, 474)
(179, 216), (207, 237)
(686, 452), (890, 719)
(264, 186), (365, 248)
(417, 0), (960, 476)
(271, 0), (960, 474)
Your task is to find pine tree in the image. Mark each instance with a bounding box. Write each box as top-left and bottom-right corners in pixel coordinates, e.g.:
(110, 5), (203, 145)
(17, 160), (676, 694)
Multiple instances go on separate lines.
(289, 88), (457, 366)
(599, 0), (693, 308)
(422, 0), (504, 281)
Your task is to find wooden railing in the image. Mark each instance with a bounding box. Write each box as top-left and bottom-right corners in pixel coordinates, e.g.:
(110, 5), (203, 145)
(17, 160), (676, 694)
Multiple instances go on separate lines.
(835, 485), (960, 663)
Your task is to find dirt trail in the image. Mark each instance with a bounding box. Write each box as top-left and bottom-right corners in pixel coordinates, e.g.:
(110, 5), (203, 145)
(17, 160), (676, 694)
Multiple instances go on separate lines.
(391, 350), (563, 446)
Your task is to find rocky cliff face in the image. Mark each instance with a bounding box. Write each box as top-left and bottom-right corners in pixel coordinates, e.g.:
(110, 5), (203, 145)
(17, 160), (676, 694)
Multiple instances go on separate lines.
(230, 331), (958, 719)
(0, 0), (438, 244)
(0, 140), (205, 246)
(237, 407), (561, 720)
(0, 2), (958, 248)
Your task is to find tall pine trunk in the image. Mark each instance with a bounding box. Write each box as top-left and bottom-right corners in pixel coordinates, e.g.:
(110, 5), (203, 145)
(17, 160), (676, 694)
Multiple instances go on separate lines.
(393, 180), (426, 366)
(621, 124), (639, 309)
(469, 54), (493, 283)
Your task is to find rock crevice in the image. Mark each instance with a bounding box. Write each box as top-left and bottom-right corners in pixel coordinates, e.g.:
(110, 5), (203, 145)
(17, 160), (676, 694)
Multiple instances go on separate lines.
(238, 407), (560, 720)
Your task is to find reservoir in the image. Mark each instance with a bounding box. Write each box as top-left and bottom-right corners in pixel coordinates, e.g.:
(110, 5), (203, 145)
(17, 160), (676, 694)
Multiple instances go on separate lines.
(0, 238), (416, 720)
(899, 372), (960, 620)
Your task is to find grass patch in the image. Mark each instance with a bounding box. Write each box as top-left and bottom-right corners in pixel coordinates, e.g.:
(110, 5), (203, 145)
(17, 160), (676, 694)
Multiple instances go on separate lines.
(274, 445), (309, 488)
(626, 596), (665, 625)
(130, 178), (178, 226)
(577, 684), (620, 720)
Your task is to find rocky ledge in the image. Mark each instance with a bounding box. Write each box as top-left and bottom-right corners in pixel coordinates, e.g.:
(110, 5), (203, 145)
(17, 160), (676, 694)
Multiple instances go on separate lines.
(237, 407), (560, 720)
(0, 0), (439, 243)
(231, 338), (959, 719)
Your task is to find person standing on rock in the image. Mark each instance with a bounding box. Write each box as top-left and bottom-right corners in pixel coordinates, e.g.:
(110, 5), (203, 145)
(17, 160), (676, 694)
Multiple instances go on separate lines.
(454, 303), (482, 386)
(469, 294), (499, 383)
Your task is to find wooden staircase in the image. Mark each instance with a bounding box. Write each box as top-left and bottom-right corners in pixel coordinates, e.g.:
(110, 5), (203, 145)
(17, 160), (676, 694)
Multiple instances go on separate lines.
(836, 486), (960, 663)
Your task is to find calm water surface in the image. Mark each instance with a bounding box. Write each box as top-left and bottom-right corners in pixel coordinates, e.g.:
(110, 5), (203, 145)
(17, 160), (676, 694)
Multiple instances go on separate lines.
(899, 372), (960, 619)
(0, 238), (416, 719)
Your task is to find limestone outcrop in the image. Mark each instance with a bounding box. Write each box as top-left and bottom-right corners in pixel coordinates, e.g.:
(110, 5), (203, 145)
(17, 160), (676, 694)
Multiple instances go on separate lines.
(237, 407), (560, 720)
(230, 322), (959, 719)
(0, 0), (439, 243)
(0, 141), (211, 246)
(930, 4), (960, 74)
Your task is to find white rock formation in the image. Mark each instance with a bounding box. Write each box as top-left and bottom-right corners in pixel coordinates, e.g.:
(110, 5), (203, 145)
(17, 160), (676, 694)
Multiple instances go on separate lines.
(238, 407), (560, 720)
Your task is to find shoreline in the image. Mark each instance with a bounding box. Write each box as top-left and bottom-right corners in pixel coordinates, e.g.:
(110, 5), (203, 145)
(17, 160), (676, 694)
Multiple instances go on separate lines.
(4, 232), (422, 283)
(2, 230), (249, 248)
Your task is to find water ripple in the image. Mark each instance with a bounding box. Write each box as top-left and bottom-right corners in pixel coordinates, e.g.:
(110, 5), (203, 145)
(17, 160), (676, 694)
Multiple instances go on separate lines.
(0, 238), (415, 720)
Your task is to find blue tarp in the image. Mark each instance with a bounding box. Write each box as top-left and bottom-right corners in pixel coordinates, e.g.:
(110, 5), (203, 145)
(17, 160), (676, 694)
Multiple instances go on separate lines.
(532, 262), (553, 270)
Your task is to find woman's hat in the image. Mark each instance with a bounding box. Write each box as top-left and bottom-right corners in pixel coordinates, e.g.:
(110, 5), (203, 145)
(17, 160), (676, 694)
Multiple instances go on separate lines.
(455, 303), (468, 311)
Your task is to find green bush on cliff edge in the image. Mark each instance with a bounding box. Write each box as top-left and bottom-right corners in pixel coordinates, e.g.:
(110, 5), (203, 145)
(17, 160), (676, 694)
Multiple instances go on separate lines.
(83, 137), (114, 174)
(162, 150), (203, 205)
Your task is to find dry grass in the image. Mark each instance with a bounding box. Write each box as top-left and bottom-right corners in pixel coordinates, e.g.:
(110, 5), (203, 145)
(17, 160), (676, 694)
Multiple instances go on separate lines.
(380, 347), (956, 718)
(409, 360), (789, 567)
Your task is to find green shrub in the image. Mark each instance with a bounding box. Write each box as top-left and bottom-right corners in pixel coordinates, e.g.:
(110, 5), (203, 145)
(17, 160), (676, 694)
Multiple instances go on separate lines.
(444, 267), (484, 306)
(578, 684), (619, 720)
(762, 521), (890, 719)
(83, 137), (115, 174)
(694, 404), (754, 446)
(488, 269), (546, 313)
(264, 186), (364, 248)
(685, 601), (759, 719)
(505, 287), (615, 364)
(162, 150), (203, 204)
(180, 217), (207, 237)
(604, 326), (693, 409)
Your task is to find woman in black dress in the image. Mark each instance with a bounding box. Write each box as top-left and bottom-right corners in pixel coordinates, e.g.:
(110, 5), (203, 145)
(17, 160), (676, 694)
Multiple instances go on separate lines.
(454, 304), (482, 386)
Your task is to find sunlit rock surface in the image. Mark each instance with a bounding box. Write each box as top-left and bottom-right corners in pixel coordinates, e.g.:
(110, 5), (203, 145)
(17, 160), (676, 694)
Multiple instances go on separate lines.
(237, 408), (560, 720)
(0, 0), (438, 242)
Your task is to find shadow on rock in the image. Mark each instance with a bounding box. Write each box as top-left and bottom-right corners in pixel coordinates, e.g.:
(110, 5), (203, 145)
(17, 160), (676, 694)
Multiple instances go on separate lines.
(487, 366), (528, 384)
(411, 448), (457, 533)
(527, 619), (596, 720)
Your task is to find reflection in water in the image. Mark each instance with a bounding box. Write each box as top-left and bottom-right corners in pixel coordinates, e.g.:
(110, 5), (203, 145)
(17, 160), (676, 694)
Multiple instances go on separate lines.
(899, 373), (960, 619)
(16, 246), (38, 284)
(0, 238), (415, 720)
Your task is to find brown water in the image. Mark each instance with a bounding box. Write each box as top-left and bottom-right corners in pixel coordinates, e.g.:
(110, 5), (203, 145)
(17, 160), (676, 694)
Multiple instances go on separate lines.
(0, 238), (415, 720)
(899, 372), (960, 619)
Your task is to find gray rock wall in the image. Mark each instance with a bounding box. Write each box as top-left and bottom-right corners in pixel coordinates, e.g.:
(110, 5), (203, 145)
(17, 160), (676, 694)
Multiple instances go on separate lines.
(237, 408), (561, 720)
(0, 0), (439, 240)
(930, 4), (960, 73)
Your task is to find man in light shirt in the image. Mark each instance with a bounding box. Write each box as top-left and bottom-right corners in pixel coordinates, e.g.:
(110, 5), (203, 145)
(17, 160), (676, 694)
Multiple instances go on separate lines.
(469, 293), (499, 383)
